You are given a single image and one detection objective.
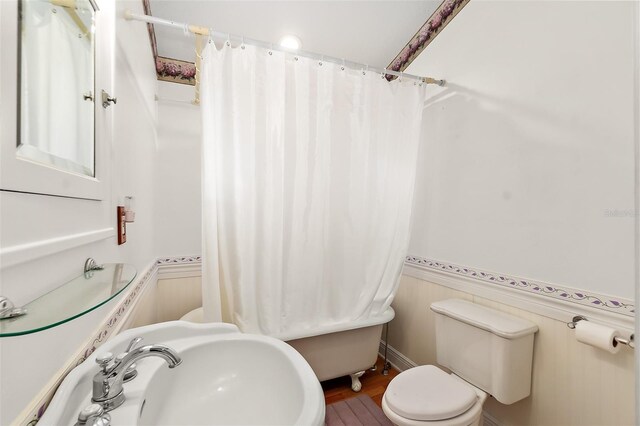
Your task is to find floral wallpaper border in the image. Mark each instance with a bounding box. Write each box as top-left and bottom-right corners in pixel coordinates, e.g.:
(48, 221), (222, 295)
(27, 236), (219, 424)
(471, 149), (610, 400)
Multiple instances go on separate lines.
(157, 255), (202, 265)
(140, 0), (197, 86)
(405, 256), (635, 316)
(388, 0), (471, 73)
(156, 56), (197, 86)
(144, 0), (470, 86)
(142, 0), (157, 59)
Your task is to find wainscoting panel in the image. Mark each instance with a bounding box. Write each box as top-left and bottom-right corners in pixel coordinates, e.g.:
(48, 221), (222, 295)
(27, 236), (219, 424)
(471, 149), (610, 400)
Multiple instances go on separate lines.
(19, 255), (633, 426)
(123, 257), (203, 328)
(125, 273), (159, 330)
(156, 276), (202, 322)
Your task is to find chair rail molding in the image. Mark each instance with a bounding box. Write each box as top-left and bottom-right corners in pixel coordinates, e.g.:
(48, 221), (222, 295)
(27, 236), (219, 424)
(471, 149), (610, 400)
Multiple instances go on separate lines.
(0, 228), (114, 268)
(156, 255), (202, 279)
(404, 256), (634, 332)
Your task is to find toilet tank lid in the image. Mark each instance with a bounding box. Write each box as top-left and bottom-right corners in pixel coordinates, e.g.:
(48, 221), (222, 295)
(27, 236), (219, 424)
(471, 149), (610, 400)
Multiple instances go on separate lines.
(430, 299), (538, 339)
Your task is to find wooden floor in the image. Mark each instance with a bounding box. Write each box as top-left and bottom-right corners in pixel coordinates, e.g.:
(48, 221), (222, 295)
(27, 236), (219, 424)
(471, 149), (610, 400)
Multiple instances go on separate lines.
(322, 357), (400, 408)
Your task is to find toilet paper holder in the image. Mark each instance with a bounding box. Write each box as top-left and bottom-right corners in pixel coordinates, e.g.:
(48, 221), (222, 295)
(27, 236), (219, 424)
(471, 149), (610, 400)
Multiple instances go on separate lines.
(567, 315), (635, 349)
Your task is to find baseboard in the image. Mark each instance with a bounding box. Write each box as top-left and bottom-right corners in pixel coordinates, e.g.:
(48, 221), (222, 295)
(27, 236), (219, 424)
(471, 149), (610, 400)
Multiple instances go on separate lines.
(378, 340), (418, 372)
(482, 411), (500, 426)
(378, 340), (500, 426)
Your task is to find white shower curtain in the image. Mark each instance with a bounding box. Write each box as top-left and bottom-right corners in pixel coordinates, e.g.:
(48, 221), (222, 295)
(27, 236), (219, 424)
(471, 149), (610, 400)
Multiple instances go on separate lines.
(201, 42), (426, 336)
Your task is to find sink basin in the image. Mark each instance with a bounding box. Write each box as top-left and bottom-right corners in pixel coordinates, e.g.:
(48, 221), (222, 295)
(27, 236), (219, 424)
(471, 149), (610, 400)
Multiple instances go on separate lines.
(39, 322), (325, 425)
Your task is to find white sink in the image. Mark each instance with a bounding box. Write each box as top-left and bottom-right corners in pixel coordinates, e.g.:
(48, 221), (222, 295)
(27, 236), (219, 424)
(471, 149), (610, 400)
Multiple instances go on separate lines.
(39, 322), (325, 425)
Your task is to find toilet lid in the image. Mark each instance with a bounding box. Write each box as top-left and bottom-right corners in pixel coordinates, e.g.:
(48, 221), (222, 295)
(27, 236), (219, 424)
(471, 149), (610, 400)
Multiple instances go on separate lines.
(384, 365), (478, 421)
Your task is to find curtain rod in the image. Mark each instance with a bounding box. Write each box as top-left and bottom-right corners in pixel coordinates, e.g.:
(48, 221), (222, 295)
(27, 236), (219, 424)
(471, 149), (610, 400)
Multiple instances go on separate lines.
(124, 10), (446, 86)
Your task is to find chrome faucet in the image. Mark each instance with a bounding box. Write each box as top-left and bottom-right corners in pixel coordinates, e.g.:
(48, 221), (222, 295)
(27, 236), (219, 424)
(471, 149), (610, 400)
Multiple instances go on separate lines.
(91, 339), (182, 411)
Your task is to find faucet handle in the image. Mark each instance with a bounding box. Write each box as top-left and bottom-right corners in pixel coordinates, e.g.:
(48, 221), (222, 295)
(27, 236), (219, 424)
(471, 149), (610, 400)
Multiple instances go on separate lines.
(77, 403), (111, 426)
(115, 353), (138, 382)
(114, 338), (143, 382)
(95, 352), (114, 373)
(125, 336), (143, 352)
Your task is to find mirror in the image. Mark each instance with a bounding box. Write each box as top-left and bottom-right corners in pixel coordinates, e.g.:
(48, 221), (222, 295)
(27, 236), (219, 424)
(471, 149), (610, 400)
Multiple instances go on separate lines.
(18, 0), (97, 177)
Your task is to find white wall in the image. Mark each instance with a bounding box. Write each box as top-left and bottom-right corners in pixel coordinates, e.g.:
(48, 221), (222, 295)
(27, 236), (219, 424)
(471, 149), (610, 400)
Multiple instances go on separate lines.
(155, 81), (202, 257)
(0, 0), (158, 423)
(387, 2), (637, 425)
(148, 1), (638, 301)
(405, 0), (636, 300)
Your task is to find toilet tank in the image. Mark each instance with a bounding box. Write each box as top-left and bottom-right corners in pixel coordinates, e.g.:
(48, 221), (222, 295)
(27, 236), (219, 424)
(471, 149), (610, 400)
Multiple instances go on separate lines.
(431, 299), (538, 405)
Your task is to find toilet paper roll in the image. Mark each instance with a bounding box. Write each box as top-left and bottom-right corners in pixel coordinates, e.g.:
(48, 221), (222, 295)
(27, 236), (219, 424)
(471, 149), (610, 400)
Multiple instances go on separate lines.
(574, 320), (621, 354)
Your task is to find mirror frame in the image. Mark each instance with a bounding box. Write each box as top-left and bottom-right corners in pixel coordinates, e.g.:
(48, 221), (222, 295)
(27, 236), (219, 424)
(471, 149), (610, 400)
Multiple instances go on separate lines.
(0, 0), (107, 201)
(17, 0), (98, 179)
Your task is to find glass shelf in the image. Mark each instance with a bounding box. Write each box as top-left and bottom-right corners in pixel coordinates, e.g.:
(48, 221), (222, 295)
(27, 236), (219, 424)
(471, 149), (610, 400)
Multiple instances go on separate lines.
(0, 263), (137, 337)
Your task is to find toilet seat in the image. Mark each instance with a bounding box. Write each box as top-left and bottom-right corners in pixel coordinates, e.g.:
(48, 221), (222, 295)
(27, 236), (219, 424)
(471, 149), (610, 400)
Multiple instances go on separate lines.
(385, 365), (477, 421)
(382, 366), (487, 426)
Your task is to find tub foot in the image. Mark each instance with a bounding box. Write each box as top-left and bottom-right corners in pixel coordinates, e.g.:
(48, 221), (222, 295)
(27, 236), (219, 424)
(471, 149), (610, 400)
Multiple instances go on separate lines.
(350, 371), (365, 392)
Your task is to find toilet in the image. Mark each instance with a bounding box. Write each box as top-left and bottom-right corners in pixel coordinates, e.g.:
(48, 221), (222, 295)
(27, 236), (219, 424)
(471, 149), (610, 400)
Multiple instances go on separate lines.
(382, 299), (538, 426)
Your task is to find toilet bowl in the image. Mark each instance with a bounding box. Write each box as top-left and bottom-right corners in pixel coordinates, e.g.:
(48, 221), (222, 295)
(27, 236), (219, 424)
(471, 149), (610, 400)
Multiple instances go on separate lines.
(382, 365), (487, 426)
(180, 307), (204, 322)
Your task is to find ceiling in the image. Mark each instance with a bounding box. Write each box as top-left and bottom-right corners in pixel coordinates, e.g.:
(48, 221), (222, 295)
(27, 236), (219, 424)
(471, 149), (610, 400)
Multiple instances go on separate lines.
(149, 1), (441, 69)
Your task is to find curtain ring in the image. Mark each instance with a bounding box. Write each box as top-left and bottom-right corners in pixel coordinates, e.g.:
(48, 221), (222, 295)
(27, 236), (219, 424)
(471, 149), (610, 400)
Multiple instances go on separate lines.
(341, 59), (345, 71)
(226, 34), (231, 47)
(381, 68), (386, 79)
(241, 36), (245, 49)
